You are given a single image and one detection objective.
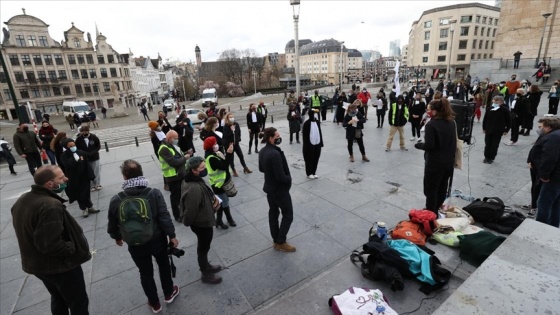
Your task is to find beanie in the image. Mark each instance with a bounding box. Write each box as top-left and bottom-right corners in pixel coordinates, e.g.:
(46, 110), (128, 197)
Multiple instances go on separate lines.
(148, 121), (159, 130)
(186, 156), (205, 172)
(61, 138), (74, 148)
(203, 136), (217, 151)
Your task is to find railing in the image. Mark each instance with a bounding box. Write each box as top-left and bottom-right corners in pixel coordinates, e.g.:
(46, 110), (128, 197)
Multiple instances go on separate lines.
(501, 57), (551, 69)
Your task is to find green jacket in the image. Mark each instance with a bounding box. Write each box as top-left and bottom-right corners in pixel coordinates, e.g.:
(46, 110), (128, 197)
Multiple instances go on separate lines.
(388, 103), (409, 126)
(13, 129), (41, 155)
(180, 173), (217, 227)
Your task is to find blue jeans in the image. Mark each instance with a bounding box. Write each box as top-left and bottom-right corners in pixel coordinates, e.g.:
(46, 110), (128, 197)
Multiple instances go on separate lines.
(536, 181), (560, 227)
(45, 148), (57, 165)
(507, 94), (515, 108)
(332, 105), (338, 122)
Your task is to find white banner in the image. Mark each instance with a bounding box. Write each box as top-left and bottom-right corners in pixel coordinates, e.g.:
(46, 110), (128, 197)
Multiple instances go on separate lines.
(394, 61), (401, 96)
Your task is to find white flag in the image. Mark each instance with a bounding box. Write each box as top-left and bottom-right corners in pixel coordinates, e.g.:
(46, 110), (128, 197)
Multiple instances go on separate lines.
(394, 60), (401, 96)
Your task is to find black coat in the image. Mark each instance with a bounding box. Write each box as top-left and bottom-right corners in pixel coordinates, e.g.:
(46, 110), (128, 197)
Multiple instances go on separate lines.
(527, 135), (545, 178)
(75, 134), (101, 161)
(173, 121), (195, 154)
(336, 95), (348, 122)
(222, 122), (242, 147)
(482, 105), (511, 135)
(415, 119), (457, 170)
(200, 129), (224, 152)
(409, 101), (426, 121)
(527, 91), (543, 116)
(536, 129), (560, 183)
(258, 143), (291, 193)
(287, 108), (302, 133)
(246, 111), (263, 132)
(342, 112), (366, 141)
(157, 117), (172, 134)
(60, 149), (94, 203)
(511, 96), (530, 120)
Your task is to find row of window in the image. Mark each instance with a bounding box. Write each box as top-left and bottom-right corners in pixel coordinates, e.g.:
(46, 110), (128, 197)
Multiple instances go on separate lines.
(422, 40), (495, 52)
(14, 35), (49, 47)
(424, 15), (498, 28)
(423, 26), (496, 40)
(2, 82), (114, 100)
(8, 53), (116, 67)
(7, 67), (120, 83)
(420, 53), (493, 63)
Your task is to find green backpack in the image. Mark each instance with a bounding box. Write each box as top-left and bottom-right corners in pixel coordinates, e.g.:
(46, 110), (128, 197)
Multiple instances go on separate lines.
(117, 188), (156, 246)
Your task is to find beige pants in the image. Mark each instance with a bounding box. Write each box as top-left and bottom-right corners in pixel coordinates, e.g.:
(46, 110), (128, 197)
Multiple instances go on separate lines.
(386, 126), (405, 149)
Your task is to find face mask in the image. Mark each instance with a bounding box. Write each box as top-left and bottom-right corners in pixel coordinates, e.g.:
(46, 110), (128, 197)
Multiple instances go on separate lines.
(229, 118), (235, 123)
(83, 133), (89, 137)
(492, 103), (500, 108)
(499, 84), (504, 87)
(415, 100), (420, 104)
(70, 146), (77, 153)
(213, 144), (219, 152)
(537, 128), (544, 136)
(199, 169), (208, 177)
(511, 77), (516, 80)
(274, 137), (282, 145)
(171, 139), (179, 146)
(52, 182), (67, 193)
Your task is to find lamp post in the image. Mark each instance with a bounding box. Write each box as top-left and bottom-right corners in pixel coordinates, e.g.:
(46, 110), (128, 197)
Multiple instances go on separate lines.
(446, 19), (457, 80)
(339, 41), (345, 91)
(290, 0), (301, 96)
(252, 70), (257, 94)
(535, 13), (553, 68)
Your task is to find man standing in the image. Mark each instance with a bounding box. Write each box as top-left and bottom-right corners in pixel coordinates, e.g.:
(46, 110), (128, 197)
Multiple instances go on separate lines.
(257, 101), (268, 129)
(13, 122), (42, 176)
(386, 95), (410, 152)
(504, 89), (529, 146)
(513, 51), (522, 69)
(12, 165), (91, 314)
(505, 74), (521, 108)
(107, 160), (180, 313)
(310, 90), (322, 122)
(425, 83), (434, 104)
(75, 126), (102, 191)
(357, 88), (371, 120)
(535, 117), (560, 227)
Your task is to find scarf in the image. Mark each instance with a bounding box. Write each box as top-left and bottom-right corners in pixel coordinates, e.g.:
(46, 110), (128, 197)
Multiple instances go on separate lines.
(310, 122), (320, 145)
(122, 176), (150, 190)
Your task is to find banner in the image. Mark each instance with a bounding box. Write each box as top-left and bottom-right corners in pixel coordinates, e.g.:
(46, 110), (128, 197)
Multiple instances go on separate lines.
(394, 60), (401, 96)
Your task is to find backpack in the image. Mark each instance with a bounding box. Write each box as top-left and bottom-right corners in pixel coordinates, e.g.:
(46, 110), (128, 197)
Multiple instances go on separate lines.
(409, 209), (437, 236)
(484, 210), (526, 234)
(463, 197), (505, 223)
(390, 220), (427, 245)
(458, 231), (506, 267)
(117, 188), (156, 246)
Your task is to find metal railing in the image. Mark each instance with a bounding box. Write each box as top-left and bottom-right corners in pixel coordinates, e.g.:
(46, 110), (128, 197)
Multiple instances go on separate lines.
(502, 57), (551, 69)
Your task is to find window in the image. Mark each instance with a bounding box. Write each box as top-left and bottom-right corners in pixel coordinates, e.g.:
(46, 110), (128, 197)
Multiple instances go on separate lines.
(491, 41), (494, 49)
(33, 55), (42, 65)
(42, 88), (51, 97)
(479, 40), (483, 49)
(489, 53), (493, 58)
(26, 72), (36, 82)
(86, 54), (94, 64)
(71, 70), (79, 80)
(4, 89), (12, 100)
(39, 36), (48, 46)
(15, 35), (26, 46)
(48, 70), (57, 80)
(22, 55), (31, 66)
(14, 72), (25, 82)
(439, 17), (450, 25)
(84, 84), (91, 93)
(100, 68), (107, 78)
(457, 54), (466, 61)
(458, 40), (468, 49)
(461, 15), (472, 23)
(492, 29), (496, 37)
(38, 71), (47, 82)
(107, 55), (115, 63)
(482, 16), (487, 24)
(460, 27), (469, 36)
(77, 55), (85, 64)
(103, 82), (111, 92)
(63, 86), (71, 95)
(439, 42), (448, 51)
(478, 53), (481, 59)
(89, 69), (97, 78)
(93, 83), (99, 93)
(44, 55), (53, 65)
(440, 28), (449, 38)
(424, 20), (432, 28)
(20, 89), (29, 99)
(485, 40), (489, 49)
(75, 84), (83, 94)
(471, 54), (475, 60)
(476, 15), (481, 23)
(489, 18), (493, 25)
(495, 19), (498, 26)
(0, 72), (6, 83)
(97, 55), (105, 64)
(483, 54), (487, 59)
(81, 69), (88, 79)
(437, 56), (446, 62)
(53, 87), (61, 96)
(110, 68), (117, 77)
(73, 38), (81, 48)
(9, 55), (19, 66)
(68, 54), (76, 64)
(474, 26), (479, 35)
(472, 40), (477, 49)
(31, 88), (40, 98)
(423, 43), (429, 52)
(58, 70), (67, 80)
(54, 54), (63, 65)
(28, 36), (37, 46)
(487, 28), (491, 37)
(424, 31), (430, 40)
(422, 57), (428, 63)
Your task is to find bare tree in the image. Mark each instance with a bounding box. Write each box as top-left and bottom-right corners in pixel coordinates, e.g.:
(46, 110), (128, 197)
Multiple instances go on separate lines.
(225, 81), (244, 97)
(218, 49), (243, 84)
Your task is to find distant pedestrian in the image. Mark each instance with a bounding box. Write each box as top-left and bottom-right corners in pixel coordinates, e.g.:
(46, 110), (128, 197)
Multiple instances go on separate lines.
(101, 106), (107, 119)
(88, 111), (99, 128)
(524, 85), (543, 135)
(375, 92), (387, 128)
(409, 94), (426, 142)
(75, 126), (102, 191)
(13, 123), (42, 176)
(302, 109), (323, 179)
(386, 95), (409, 152)
(38, 120), (58, 165)
(343, 102), (369, 162)
(335, 91), (348, 124)
(246, 104), (262, 154)
(357, 88), (371, 120)
(0, 138), (17, 175)
(141, 106), (150, 121)
(222, 112), (252, 176)
(504, 89), (529, 146)
(549, 82), (559, 115)
(66, 114), (75, 130)
(482, 95), (510, 164)
(257, 101), (268, 129)
(73, 112), (82, 129)
(513, 51), (522, 69)
(287, 103), (302, 144)
(332, 88), (339, 123)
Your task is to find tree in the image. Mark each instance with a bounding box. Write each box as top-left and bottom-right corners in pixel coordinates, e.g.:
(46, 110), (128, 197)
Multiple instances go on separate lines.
(199, 81), (220, 94)
(217, 49), (243, 84)
(225, 81), (244, 97)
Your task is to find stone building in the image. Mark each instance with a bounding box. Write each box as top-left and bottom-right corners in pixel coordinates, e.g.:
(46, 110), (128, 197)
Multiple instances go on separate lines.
(128, 55), (163, 105)
(0, 10), (134, 121)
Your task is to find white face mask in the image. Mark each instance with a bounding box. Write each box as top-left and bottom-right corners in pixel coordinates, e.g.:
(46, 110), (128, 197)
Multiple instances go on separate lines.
(213, 144), (219, 152)
(415, 100), (420, 104)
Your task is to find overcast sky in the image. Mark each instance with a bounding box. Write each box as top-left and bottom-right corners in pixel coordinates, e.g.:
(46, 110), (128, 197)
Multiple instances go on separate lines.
(1, 0), (495, 63)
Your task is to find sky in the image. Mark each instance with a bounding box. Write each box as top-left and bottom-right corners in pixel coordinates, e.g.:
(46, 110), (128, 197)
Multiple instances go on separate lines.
(1, 0), (495, 63)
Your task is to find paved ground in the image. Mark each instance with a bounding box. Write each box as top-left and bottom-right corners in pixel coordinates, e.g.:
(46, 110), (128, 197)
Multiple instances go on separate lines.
(0, 92), (549, 314)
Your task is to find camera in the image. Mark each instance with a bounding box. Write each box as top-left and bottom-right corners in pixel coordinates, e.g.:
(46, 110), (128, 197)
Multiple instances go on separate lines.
(167, 245), (185, 258)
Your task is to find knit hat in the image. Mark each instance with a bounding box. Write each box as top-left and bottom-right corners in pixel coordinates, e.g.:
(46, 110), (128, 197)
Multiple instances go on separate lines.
(61, 138), (74, 148)
(148, 121), (159, 130)
(186, 156), (205, 172)
(203, 136), (217, 151)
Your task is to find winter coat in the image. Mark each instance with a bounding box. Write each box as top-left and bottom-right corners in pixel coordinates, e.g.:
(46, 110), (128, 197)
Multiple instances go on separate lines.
(180, 172), (217, 227)
(409, 101), (426, 122)
(60, 149), (94, 203)
(158, 140), (187, 183)
(287, 108), (302, 133)
(38, 126), (57, 151)
(336, 95), (348, 122)
(415, 118), (457, 170)
(536, 129), (560, 183)
(483, 105), (511, 135)
(75, 133), (101, 161)
(342, 112), (366, 141)
(527, 91), (543, 116)
(259, 143), (292, 193)
(388, 103), (409, 127)
(13, 128), (41, 155)
(246, 111), (263, 132)
(222, 122), (242, 148)
(173, 121), (195, 154)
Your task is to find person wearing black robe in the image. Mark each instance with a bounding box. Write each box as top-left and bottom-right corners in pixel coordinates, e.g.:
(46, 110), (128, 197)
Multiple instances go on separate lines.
(302, 109), (324, 179)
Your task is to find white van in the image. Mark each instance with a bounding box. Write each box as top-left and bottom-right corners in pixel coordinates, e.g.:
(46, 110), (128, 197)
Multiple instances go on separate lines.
(201, 88), (218, 107)
(62, 101), (91, 121)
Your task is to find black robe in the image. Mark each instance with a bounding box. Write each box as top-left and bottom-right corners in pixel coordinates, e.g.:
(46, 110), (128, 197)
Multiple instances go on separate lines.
(60, 149), (94, 203)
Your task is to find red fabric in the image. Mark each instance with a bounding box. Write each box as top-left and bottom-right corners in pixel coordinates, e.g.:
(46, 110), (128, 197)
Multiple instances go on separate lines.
(357, 92), (371, 105)
(409, 209), (437, 236)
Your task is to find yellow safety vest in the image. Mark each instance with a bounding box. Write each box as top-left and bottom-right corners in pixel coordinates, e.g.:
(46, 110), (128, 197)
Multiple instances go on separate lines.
(311, 95), (321, 108)
(158, 144), (182, 178)
(205, 155), (226, 188)
(390, 103), (409, 125)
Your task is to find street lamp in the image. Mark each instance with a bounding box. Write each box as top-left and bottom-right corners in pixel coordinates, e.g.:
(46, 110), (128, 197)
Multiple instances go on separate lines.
(290, 0), (301, 96)
(339, 41), (345, 91)
(253, 70), (257, 94)
(446, 19), (457, 80)
(535, 13), (553, 68)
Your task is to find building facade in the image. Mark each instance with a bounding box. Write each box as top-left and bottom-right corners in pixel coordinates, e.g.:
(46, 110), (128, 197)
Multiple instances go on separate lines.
(0, 11), (133, 121)
(407, 3), (500, 80)
(128, 55), (162, 105)
(389, 40), (401, 57)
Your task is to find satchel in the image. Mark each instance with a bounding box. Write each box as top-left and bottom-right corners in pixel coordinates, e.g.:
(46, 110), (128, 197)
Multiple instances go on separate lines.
(222, 178), (237, 197)
(454, 121), (463, 170)
(354, 129), (363, 139)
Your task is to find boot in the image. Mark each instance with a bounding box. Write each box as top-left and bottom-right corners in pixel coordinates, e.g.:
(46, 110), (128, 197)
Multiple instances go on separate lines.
(523, 130), (530, 136)
(349, 155), (354, 162)
(243, 166), (252, 174)
(255, 146), (259, 153)
(232, 169), (239, 177)
(223, 207), (237, 227)
(519, 129), (525, 135)
(201, 272), (222, 284)
(215, 208), (228, 229)
(207, 263), (223, 274)
(362, 155), (370, 162)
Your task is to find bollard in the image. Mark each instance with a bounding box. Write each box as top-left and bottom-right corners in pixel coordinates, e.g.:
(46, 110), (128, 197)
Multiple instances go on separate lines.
(271, 115), (274, 124)
(273, 101), (275, 106)
(228, 106), (230, 112)
(135, 137), (139, 147)
(104, 141), (109, 152)
(240, 104), (242, 110)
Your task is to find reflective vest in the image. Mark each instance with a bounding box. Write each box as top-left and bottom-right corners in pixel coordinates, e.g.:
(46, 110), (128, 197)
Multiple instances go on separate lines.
(205, 155), (226, 188)
(499, 86), (508, 97)
(158, 144), (182, 178)
(390, 103), (409, 125)
(311, 95), (321, 108)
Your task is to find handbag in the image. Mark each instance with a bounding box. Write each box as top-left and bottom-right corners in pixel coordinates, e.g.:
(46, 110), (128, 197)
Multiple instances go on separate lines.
(354, 129), (363, 139)
(222, 178), (237, 197)
(454, 121), (463, 170)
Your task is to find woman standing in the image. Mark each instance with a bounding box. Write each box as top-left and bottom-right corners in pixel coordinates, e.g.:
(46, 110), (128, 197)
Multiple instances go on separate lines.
(200, 117), (224, 152)
(524, 85), (543, 136)
(343, 102), (369, 162)
(246, 104), (262, 154)
(473, 93), (484, 123)
(482, 95), (511, 164)
(302, 109), (323, 179)
(222, 112), (252, 176)
(335, 92), (348, 124)
(50, 132), (67, 174)
(375, 92), (387, 128)
(484, 83), (499, 108)
(180, 156), (223, 284)
(409, 94), (426, 142)
(414, 98), (457, 214)
(548, 82), (559, 115)
(157, 111), (172, 134)
(38, 120), (58, 165)
(287, 103), (302, 144)
(60, 138), (100, 218)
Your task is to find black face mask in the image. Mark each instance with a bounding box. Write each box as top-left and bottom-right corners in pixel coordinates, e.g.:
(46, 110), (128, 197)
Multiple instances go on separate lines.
(516, 93), (523, 97)
(274, 137), (282, 145)
(22, 127), (29, 132)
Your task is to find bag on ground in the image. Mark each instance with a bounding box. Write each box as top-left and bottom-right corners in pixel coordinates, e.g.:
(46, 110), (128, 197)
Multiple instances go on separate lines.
(458, 230), (506, 267)
(409, 209), (437, 236)
(484, 211), (526, 234)
(463, 197), (505, 223)
(328, 287), (398, 315)
(116, 188), (156, 246)
(390, 220), (427, 245)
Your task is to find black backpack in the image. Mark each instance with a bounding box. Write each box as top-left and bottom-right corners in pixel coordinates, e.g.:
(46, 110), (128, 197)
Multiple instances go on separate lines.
(463, 197), (505, 223)
(484, 210), (526, 234)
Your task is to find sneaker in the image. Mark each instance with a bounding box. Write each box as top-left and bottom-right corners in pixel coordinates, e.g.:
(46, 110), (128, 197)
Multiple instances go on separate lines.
(88, 207), (100, 213)
(148, 301), (162, 314)
(82, 209), (89, 218)
(385, 148), (390, 152)
(274, 242), (296, 252)
(313, 175), (319, 179)
(401, 147), (408, 151)
(520, 205), (531, 210)
(308, 175), (315, 179)
(164, 285), (180, 304)
(410, 137), (416, 141)
(528, 208), (537, 217)
(503, 140), (517, 146)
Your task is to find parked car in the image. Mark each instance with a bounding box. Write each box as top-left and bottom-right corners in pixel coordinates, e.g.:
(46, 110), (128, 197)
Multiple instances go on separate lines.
(184, 108), (205, 124)
(163, 99), (176, 111)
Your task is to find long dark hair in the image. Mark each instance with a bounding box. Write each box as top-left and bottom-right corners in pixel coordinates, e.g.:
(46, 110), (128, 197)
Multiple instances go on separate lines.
(259, 127), (277, 144)
(430, 98), (455, 121)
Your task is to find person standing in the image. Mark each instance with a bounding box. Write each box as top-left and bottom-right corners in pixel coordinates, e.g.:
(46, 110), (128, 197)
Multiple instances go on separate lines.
(173, 117), (196, 155)
(75, 126), (102, 191)
(504, 89), (530, 146)
(88, 111), (99, 128)
(332, 88), (339, 123)
(374, 92), (387, 128)
(101, 106), (107, 119)
(51, 132), (68, 174)
(526, 125), (549, 217)
(246, 104), (262, 154)
(60, 138), (100, 218)
(0, 138), (17, 175)
(414, 98), (457, 214)
(482, 95), (511, 164)
(425, 83), (434, 104)
(66, 114), (76, 131)
(107, 160), (180, 313)
(38, 120), (58, 165)
(335, 91), (348, 124)
(310, 90), (322, 122)
(286, 90), (297, 105)
(535, 117), (560, 227)
(257, 101), (268, 129)
(302, 110), (323, 179)
(473, 93), (484, 123)
(13, 123), (42, 176)
(386, 95), (410, 152)
(343, 102), (370, 162)
(73, 112), (82, 129)
(180, 156), (224, 284)
(409, 94), (426, 142)
(157, 111), (172, 134)
(287, 103), (302, 144)
(549, 82), (559, 115)
(222, 112), (252, 176)
(513, 51), (522, 69)
(158, 130), (190, 222)
(141, 104), (150, 121)
(505, 74), (521, 108)
(357, 88), (371, 120)
(11, 165), (91, 315)
(258, 128), (296, 252)
(524, 85), (543, 136)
